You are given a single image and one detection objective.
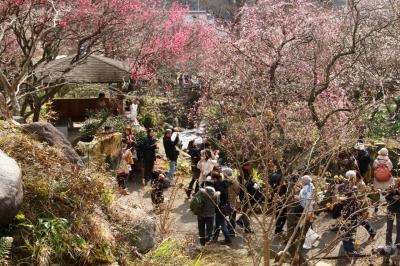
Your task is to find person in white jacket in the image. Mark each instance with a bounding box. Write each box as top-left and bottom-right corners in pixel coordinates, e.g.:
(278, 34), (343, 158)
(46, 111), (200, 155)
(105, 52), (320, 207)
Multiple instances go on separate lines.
(373, 148), (393, 190)
(197, 149), (218, 188)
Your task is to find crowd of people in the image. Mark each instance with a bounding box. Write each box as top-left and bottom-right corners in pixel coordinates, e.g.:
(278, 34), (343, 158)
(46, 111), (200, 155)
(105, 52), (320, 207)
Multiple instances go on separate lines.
(111, 125), (399, 259)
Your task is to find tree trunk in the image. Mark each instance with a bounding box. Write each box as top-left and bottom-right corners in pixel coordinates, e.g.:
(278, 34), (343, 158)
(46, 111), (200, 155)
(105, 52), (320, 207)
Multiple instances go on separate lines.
(263, 232), (270, 266)
(9, 90), (21, 116)
(32, 103), (41, 122)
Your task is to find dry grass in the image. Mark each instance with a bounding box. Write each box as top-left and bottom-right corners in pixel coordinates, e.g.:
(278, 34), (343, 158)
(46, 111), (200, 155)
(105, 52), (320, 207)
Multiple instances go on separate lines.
(0, 121), (133, 265)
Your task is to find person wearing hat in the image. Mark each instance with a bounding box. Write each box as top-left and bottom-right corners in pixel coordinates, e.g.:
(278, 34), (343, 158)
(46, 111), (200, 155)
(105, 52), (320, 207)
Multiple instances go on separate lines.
(340, 185), (363, 254)
(223, 168), (240, 237)
(287, 175), (317, 262)
(297, 175), (315, 212)
(194, 185), (220, 246)
(353, 142), (372, 182)
(338, 182), (375, 254)
(163, 128), (180, 180)
(329, 171), (353, 231)
(373, 147), (393, 190)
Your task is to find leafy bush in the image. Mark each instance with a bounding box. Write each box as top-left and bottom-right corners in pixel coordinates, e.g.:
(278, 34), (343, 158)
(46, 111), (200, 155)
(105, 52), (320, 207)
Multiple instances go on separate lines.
(79, 110), (131, 140)
(137, 96), (166, 130)
(0, 237), (13, 263)
(142, 239), (197, 266)
(27, 217), (89, 264)
(367, 108), (400, 138)
(79, 110), (109, 140)
(135, 130), (147, 161)
(140, 113), (155, 129)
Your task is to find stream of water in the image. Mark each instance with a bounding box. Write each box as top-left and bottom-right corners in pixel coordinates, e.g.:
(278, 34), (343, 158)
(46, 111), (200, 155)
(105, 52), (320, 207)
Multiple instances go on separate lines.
(173, 127), (204, 150)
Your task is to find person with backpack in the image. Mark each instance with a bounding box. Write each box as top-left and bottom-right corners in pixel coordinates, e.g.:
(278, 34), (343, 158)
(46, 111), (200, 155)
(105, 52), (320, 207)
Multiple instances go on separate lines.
(186, 139), (202, 198)
(211, 173), (232, 245)
(163, 129), (180, 180)
(373, 148), (393, 190)
(190, 185), (220, 246)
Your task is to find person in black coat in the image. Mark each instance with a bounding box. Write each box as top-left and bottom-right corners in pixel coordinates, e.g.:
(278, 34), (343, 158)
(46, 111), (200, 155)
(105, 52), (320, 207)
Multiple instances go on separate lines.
(163, 129), (179, 179)
(212, 173), (232, 244)
(186, 139), (202, 198)
(353, 143), (371, 180)
(385, 180), (400, 246)
(238, 164), (265, 207)
(143, 128), (157, 184)
(236, 161), (261, 233)
(269, 165), (288, 234)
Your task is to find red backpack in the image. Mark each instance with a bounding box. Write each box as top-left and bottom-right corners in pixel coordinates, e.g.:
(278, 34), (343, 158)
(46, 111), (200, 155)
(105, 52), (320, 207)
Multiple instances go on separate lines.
(374, 161), (392, 182)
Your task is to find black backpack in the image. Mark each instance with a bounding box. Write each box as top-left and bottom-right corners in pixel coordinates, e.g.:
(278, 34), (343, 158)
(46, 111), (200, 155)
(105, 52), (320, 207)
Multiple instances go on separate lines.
(190, 192), (205, 216)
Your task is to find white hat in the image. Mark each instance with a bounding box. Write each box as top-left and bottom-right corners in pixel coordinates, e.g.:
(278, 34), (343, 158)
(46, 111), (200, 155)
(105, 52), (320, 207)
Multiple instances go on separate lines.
(222, 168), (233, 177)
(205, 186), (216, 194)
(301, 175), (312, 184)
(194, 137), (203, 145)
(345, 170), (357, 179)
(378, 148), (389, 156)
(354, 142), (365, 151)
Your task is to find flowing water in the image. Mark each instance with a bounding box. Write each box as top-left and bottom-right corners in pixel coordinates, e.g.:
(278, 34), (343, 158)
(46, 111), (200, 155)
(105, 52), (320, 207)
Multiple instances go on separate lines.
(173, 127), (204, 150)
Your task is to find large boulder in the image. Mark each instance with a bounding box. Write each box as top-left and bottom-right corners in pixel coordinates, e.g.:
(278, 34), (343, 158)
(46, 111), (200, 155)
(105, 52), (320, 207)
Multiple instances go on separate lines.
(22, 122), (83, 165)
(110, 200), (156, 253)
(0, 150), (23, 227)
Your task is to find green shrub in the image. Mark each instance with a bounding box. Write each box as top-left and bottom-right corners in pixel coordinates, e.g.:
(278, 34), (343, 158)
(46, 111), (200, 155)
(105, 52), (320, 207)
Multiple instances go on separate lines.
(79, 110), (131, 140)
(142, 239), (195, 266)
(134, 130), (147, 158)
(140, 113), (154, 129)
(0, 237), (13, 263)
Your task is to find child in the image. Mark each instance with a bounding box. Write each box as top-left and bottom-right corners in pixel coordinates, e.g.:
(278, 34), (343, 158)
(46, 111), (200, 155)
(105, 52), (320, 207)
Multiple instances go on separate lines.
(151, 171), (166, 207)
